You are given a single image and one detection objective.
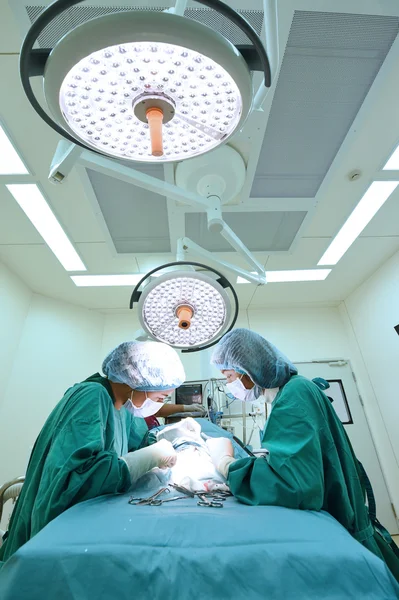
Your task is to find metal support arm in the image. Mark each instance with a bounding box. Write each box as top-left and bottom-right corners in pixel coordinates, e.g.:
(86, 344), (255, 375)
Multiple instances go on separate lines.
(204, 199), (266, 277)
(49, 140), (83, 183)
(219, 221), (266, 276)
(79, 149), (218, 211)
(180, 237), (267, 285)
(51, 144), (266, 285)
(166, 0), (189, 16)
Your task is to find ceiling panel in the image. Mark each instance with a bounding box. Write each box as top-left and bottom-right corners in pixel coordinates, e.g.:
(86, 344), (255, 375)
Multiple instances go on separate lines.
(265, 237), (329, 270)
(249, 236), (399, 307)
(0, 244), (136, 309)
(25, 3), (264, 48)
(251, 10), (399, 198)
(87, 167), (171, 253)
(185, 211), (306, 252)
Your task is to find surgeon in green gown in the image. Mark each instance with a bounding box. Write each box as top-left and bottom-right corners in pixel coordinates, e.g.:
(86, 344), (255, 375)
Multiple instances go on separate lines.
(0, 340), (186, 564)
(206, 328), (399, 581)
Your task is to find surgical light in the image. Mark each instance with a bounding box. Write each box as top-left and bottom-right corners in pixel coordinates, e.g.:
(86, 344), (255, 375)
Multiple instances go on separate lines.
(318, 181), (399, 266)
(56, 41), (243, 162)
(130, 262), (238, 353)
(20, 1), (270, 163)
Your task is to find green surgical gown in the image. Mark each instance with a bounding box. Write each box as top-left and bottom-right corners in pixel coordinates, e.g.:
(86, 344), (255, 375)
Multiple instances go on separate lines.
(0, 373), (148, 563)
(227, 375), (399, 581)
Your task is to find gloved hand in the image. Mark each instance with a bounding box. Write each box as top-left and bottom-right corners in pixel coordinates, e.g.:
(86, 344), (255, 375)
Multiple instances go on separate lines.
(122, 440), (177, 484)
(152, 439), (178, 469)
(183, 403), (207, 416)
(205, 437), (235, 478)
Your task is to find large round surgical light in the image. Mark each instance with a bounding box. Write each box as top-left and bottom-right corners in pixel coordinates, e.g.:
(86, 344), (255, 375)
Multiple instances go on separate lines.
(55, 40), (244, 162)
(129, 262), (238, 352)
(20, 1), (270, 163)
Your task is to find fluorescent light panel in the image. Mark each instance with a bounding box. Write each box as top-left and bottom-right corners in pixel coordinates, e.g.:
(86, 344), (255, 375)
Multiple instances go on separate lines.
(237, 269), (331, 284)
(6, 184), (86, 272)
(318, 181), (399, 266)
(71, 274), (142, 287)
(383, 144), (399, 170)
(0, 124), (29, 174)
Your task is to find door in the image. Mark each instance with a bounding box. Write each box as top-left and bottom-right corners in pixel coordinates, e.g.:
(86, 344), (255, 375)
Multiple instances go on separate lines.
(296, 360), (398, 534)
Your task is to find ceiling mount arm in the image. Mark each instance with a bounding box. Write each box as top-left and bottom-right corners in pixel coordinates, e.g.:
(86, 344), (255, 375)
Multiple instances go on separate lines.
(204, 198), (266, 277)
(50, 143), (267, 285)
(179, 237), (266, 285)
(167, 0), (189, 16)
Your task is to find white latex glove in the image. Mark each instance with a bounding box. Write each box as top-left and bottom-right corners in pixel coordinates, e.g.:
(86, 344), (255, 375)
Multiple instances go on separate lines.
(152, 439), (178, 469)
(183, 404), (207, 416)
(122, 440), (177, 484)
(205, 437), (236, 478)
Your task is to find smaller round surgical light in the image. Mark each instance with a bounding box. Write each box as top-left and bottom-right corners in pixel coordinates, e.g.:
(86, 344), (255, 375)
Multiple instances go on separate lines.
(130, 263), (238, 352)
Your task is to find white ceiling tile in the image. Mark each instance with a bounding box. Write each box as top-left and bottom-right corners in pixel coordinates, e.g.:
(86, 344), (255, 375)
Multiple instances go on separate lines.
(1, 4), (399, 312)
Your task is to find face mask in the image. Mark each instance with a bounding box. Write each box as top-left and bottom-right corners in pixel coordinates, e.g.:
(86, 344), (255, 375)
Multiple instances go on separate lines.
(226, 378), (256, 402)
(125, 392), (162, 418)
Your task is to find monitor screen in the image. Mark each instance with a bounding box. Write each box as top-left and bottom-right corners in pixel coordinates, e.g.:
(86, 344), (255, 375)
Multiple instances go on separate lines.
(175, 383), (203, 405)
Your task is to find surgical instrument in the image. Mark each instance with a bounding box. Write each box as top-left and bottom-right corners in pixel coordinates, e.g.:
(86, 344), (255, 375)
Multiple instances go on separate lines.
(170, 483), (231, 503)
(128, 487), (170, 505)
(196, 493), (223, 508)
(149, 496), (187, 506)
(169, 483), (195, 497)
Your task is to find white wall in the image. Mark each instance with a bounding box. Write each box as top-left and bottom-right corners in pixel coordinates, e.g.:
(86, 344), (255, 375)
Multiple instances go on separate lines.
(342, 249), (399, 511)
(0, 262), (31, 409)
(247, 307), (350, 362)
(0, 265), (105, 530)
(0, 293), (104, 487)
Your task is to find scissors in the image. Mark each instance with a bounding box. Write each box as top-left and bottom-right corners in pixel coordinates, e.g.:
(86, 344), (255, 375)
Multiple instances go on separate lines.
(169, 483), (195, 497)
(149, 496), (187, 506)
(170, 483), (231, 500)
(196, 493), (224, 508)
(128, 487), (170, 505)
(205, 491), (232, 501)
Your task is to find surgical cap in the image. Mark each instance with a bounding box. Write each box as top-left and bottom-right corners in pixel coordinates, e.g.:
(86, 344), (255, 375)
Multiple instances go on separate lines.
(102, 341), (185, 391)
(211, 328), (297, 389)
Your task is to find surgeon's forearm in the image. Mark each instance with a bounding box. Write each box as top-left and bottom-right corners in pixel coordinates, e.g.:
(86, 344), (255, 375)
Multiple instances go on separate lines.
(157, 404), (186, 417)
(226, 457), (302, 507)
(218, 456), (237, 478)
(121, 447), (158, 484)
(121, 440), (177, 484)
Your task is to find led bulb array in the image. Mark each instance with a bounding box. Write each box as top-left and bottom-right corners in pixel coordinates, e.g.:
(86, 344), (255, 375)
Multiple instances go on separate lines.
(142, 276), (227, 347)
(59, 41), (242, 162)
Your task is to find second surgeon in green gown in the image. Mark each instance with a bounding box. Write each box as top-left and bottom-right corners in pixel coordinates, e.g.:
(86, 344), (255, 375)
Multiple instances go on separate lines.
(0, 340), (185, 564)
(206, 328), (399, 582)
